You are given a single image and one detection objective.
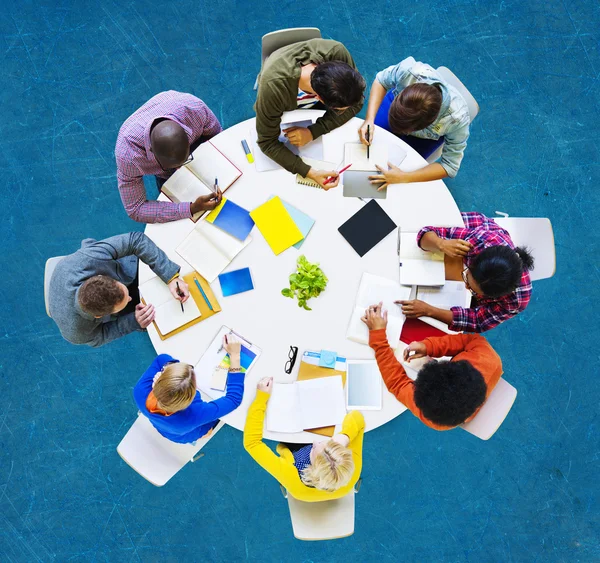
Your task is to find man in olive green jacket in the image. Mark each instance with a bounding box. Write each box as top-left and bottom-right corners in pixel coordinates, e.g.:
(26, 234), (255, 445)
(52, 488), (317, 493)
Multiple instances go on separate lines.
(254, 38), (365, 189)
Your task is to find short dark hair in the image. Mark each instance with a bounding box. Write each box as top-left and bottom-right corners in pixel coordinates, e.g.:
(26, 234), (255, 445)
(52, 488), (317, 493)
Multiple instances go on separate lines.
(310, 61), (366, 109)
(414, 360), (487, 427)
(470, 246), (535, 298)
(78, 275), (124, 316)
(388, 83), (442, 134)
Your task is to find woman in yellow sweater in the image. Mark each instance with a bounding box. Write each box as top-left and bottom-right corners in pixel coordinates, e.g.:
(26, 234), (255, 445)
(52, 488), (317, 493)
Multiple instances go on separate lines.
(243, 377), (365, 502)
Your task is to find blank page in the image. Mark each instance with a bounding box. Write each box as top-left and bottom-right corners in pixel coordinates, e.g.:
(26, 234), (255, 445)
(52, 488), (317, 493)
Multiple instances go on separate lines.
(296, 376), (346, 430)
(139, 276), (174, 307)
(153, 298), (201, 336)
(266, 384), (302, 433)
(186, 142), (241, 191)
(161, 166), (211, 205)
(346, 305), (405, 347)
(344, 143), (388, 171)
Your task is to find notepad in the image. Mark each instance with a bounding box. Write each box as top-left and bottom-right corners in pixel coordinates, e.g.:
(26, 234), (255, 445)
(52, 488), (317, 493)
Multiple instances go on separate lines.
(295, 158), (337, 188)
(399, 232), (445, 286)
(338, 200), (397, 257)
(250, 196), (304, 255)
(140, 276), (202, 336)
(205, 198), (254, 241)
(416, 281), (472, 333)
(273, 198), (315, 249)
(218, 268), (254, 297)
(346, 273), (411, 347)
(266, 376), (346, 433)
(345, 143), (388, 171)
(176, 220), (252, 282)
(161, 141), (242, 222)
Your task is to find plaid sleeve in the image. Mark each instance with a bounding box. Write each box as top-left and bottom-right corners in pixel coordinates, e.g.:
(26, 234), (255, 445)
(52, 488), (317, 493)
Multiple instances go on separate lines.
(417, 224), (471, 247)
(460, 212), (488, 229)
(188, 98), (222, 140)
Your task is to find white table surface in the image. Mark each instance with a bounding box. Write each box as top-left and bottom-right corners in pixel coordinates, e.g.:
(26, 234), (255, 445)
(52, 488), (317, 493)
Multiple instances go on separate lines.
(141, 109), (464, 443)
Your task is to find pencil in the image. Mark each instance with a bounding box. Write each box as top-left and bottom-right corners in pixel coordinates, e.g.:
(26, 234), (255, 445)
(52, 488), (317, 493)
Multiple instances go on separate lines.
(194, 277), (214, 311)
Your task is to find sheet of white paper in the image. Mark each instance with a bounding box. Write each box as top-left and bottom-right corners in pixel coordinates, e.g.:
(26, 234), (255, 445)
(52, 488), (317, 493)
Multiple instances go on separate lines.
(400, 232), (444, 261)
(400, 259), (445, 287)
(139, 276), (173, 307)
(267, 384), (302, 433)
(356, 273), (411, 312)
(417, 281), (471, 309)
(153, 298), (201, 335)
(346, 305), (404, 347)
(297, 376), (346, 430)
(344, 143), (388, 171)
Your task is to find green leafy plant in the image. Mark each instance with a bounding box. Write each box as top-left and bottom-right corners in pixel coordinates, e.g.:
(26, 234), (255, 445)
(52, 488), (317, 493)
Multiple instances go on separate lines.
(281, 255), (328, 310)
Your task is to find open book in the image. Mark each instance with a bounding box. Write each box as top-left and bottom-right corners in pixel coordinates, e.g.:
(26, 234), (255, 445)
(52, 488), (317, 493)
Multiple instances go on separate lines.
(399, 231), (445, 286)
(266, 375), (346, 433)
(139, 276), (202, 336)
(161, 141), (242, 222)
(176, 220), (252, 282)
(346, 273), (411, 348)
(416, 281), (472, 333)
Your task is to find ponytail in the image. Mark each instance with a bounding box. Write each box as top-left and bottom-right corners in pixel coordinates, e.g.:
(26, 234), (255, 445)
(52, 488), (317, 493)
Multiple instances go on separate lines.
(515, 246), (535, 272)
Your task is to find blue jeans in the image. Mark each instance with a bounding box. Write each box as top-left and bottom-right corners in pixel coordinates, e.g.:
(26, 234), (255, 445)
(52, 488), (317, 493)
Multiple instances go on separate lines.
(375, 91), (445, 159)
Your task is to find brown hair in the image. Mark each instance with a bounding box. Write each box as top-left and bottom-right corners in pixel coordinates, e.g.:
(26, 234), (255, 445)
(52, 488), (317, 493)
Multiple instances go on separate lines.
(153, 363), (197, 413)
(388, 83), (443, 134)
(78, 275), (124, 316)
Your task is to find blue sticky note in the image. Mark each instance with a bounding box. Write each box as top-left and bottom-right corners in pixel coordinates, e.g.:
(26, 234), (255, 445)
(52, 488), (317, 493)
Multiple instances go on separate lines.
(214, 200), (255, 241)
(218, 268), (254, 297)
(319, 350), (337, 369)
(278, 199), (315, 249)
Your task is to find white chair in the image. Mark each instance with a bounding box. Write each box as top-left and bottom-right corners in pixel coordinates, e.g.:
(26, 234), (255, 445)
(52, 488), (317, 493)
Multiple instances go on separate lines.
(254, 27), (322, 90)
(117, 413), (226, 486)
(493, 213), (556, 281)
(460, 378), (517, 440)
(281, 478), (361, 541)
(427, 66), (480, 164)
(44, 256), (65, 317)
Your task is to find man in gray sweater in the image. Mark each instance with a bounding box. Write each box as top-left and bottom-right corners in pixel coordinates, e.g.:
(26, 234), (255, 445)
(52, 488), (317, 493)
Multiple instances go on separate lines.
(49, 232), (189, 347)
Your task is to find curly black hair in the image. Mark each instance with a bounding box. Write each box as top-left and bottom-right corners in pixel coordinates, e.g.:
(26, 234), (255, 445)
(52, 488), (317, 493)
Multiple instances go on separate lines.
(413, 360), (487, 427)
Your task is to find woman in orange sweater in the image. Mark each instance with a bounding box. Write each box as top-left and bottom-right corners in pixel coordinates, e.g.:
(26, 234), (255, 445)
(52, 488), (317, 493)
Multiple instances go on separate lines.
(362, 303), (503, 430)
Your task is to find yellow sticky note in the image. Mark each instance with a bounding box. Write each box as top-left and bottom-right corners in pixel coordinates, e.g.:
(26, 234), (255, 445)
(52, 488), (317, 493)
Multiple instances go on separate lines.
(250, 196), (304, 255)
(205, 197), (227, 223)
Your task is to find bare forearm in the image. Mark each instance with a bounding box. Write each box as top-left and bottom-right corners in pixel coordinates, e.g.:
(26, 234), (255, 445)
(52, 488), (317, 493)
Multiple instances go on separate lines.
(420, 231), (444, 252)
(401, 162), (448, 183)
(365, 80), (388, 121)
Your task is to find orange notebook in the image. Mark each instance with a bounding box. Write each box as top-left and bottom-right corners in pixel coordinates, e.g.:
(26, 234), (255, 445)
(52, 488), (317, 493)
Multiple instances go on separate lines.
(144, 272), (221, 340)
(297, 362), (347, 437)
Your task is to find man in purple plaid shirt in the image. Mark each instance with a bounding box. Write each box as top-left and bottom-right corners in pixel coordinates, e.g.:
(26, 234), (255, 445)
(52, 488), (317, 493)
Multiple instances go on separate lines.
(398, 212), (534, 333)
(115, 91), (223, 223)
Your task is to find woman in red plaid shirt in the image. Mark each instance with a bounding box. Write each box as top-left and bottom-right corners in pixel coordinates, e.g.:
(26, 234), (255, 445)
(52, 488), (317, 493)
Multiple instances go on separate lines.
(398, 212), (535, 333)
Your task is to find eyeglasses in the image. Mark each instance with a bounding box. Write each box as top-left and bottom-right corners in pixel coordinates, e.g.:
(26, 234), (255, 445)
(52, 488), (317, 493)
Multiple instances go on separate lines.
(181, 153), (194, 166)
(461, 267), (477, 296)
(285, 346), (299, 374)
(156, 150), (194, 172)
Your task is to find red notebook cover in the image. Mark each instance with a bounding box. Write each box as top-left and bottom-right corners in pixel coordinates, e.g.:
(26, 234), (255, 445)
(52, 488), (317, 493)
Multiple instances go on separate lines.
(400, 318), (447, 344)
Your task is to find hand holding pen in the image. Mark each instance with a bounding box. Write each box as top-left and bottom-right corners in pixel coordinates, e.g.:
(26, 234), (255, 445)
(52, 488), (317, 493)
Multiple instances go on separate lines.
(168, 277), (190, 308)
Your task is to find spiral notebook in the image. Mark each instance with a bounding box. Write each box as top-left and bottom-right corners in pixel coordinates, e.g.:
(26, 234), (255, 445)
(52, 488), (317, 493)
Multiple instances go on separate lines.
(295, 158), (337, 188)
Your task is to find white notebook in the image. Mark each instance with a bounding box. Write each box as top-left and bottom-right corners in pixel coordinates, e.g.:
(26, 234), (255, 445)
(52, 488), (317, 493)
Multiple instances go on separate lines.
(399, 232), (445, 286)
(251, 120), (325, 172)
(176, 220), (252, 282)
(344, 143), (388, 171)
(416, 281), (472, 333)
(161, 141), (242, 221)
(139, 276), (201, 335)
(266, 375), (346, 433)
(346, 273), (411, 348)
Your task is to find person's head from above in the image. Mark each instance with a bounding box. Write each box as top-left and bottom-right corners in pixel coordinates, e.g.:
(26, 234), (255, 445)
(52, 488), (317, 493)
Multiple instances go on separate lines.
(150, 119), (191, 171)
(388, 83), (443, 135)
(78, 275), (130, 318)
(300, 439), (355, 492)
(153, 362), (197, 413)
(414, 359), (487, 427)
(464, 245), (535, 298)
(310, 61), (366, 112)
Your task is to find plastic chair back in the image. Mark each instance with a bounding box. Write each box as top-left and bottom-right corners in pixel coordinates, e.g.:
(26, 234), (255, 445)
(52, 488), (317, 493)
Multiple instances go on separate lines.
(436, 66), (480, 121)
(117, 414), (225, 486)
(493, 216), (556, 281)
(461, 378), (517, 440)
(261, 27), (322, 65)
(287, 492), (355, 540)
(44, 256), (65, 317)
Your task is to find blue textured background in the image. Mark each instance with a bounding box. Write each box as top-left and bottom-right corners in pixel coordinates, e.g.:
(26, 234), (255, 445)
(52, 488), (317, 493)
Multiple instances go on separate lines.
(1, 1), (599, 561)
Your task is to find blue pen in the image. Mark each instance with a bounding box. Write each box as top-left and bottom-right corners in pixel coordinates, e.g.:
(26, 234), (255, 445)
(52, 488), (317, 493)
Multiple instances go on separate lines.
(194, 276), (214, 311)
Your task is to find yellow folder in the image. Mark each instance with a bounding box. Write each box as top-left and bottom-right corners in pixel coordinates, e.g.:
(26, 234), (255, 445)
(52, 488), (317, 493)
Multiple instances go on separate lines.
(250, 196), (304, 255)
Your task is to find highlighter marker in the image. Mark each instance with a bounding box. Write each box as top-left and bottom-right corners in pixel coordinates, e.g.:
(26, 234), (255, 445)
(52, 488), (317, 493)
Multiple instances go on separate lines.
(241, 139), (254, 163)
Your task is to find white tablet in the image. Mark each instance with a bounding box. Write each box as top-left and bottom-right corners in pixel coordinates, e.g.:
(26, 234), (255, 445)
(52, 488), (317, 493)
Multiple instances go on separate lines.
(346, 360), (383, 411)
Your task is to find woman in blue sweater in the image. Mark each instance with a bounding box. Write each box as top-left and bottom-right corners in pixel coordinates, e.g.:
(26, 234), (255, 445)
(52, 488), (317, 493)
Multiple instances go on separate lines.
(133, 334), (245, 443)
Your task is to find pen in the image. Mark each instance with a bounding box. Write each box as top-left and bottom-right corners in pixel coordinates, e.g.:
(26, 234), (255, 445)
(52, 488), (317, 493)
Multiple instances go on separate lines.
(323, 163), (353, 185)
(397, 227), (402, 267)
(366, 125), (370, 159)
(213, 177), (219, 194)
(193, 276), (213, 311)
(176, 281), (185, 313)
(241, 139), (254, 163)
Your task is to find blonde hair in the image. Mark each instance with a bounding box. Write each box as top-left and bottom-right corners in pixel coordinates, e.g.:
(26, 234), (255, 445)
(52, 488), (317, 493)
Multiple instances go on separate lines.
(300, 440), (355, 492)
(153, 363), (196, 413)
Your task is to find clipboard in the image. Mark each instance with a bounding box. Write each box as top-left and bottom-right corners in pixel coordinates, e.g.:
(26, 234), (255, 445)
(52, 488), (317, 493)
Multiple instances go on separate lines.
(149, 272), (221, 340)
(298, 353), (347, 438)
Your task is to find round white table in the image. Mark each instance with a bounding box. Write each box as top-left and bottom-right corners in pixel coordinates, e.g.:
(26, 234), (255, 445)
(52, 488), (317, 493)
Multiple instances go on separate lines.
(140, 109), (463, 443)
